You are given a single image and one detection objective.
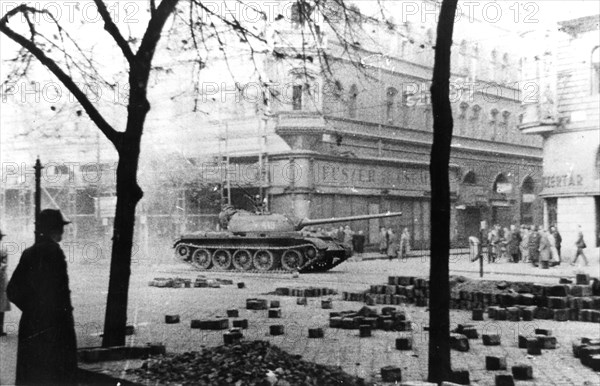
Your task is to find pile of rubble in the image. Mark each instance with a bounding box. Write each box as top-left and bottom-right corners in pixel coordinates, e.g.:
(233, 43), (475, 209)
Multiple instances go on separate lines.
(128, 341), (369, 386)
(149, 276), (234, 288)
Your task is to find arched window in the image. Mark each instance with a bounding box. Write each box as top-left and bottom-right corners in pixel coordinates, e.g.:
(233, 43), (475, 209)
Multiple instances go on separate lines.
(490, 108), (499, 122)
(592, 46), (600, 94)
(470, 104), (481, 120)
(348, 84), (358, 118)
(463, 171), (477, 184)
(493, 174), (511, 194)
(521, 176), (535, 224)
(386, 87), (398, 123)
(459, 102), (469, 119)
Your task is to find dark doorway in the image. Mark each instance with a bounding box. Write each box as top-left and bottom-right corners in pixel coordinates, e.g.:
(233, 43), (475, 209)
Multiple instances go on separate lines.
(464, 207), (481, 240)
(546, 197), (558, 227)
(521, 177), (535, 225)
(492, 206), (511, 227)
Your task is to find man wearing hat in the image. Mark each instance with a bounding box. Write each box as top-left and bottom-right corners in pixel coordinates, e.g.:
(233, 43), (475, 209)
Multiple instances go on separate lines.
(7, 209), (78, 385)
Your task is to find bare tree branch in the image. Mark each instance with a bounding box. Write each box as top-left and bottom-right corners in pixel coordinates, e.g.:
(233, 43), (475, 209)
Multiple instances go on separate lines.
(94, 0), (135, 63)
(0, 4), (122, 148)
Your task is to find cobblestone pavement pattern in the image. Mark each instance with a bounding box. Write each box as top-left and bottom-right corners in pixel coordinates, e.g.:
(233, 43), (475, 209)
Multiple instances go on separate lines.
(1, 248), (599, 385)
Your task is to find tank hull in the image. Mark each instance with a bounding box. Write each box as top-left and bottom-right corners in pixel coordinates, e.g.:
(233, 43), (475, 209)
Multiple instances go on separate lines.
(174, 232), (351, 273)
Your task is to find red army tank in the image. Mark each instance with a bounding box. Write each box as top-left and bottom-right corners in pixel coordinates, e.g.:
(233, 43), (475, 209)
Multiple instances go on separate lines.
(174, 206), (402, 273)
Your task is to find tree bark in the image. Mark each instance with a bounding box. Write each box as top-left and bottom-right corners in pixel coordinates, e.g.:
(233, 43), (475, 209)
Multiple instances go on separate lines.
(428, 0), (458, 384)
(101, 134), (143, 347)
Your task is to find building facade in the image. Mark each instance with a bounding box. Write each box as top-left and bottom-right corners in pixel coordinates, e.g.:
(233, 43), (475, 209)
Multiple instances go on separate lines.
(520, 15), (600, 255)
(0, 1), (544, 249)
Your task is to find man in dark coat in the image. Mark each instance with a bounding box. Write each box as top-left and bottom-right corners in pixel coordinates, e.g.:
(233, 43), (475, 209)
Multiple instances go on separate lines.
(7, 209), (77, 385)
(528, 225), (541, 267)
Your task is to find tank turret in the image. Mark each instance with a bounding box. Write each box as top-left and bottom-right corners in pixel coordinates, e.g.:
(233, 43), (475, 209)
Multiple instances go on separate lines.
(174, 207), (402, 273)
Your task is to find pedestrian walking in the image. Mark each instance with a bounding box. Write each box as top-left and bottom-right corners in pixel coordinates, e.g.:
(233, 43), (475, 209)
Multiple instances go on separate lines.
(520, 225), (530, 263)
(547, 229), (560, 267)
(571, 225), (589, 266)
(0, 229), (10, 337)
(387, 228), (398, 261)
(528, 225), (541, 267)
(7, 209), (78, 385)
(508, 225), (521, 263)
(487, 225), (500, 263)
(399, 228), (411, 261)
(343, 225), (354, 246)
(379, 227), (388, 255)
(538, 229), (551, 269)
(550, 226), (562, 263)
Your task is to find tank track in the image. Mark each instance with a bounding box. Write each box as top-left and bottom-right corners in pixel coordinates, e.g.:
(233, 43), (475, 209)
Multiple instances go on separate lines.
(175, 242), (326, 274)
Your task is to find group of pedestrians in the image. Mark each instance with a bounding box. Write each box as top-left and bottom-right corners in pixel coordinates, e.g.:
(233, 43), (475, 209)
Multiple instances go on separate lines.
(481, 223), (589, 268)
(380, 227), (411, 261)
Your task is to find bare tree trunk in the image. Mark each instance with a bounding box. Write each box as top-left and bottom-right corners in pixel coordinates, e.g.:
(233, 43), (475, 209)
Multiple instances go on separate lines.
(428, 0), (458, 383)
(102, 134), (143, 347)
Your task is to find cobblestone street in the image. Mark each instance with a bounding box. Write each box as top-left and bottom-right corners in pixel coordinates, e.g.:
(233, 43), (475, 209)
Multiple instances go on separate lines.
(2, 251), (599, 385)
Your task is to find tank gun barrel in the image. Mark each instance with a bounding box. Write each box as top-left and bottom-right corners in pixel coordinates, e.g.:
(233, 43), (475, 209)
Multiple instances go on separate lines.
(296, 212), (402, 230)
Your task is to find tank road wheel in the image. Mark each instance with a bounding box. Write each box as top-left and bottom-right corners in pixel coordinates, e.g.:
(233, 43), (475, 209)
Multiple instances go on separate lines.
(281, 249), (303, 271)
(212, 249), (232, 269)
(176, 245), (190, 259)
(304, 245), (318, 260)
(253, 250), (275, 272)
(191, 248), (212, 270)
(232, 249), (253, 271)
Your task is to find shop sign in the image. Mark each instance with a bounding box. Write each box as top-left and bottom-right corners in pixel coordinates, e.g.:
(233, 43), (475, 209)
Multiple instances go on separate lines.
(522, 194), (536, 203)
(495, 183), (513, 194)
(543, 174), (583, 189)
(315, 161), (430, 189)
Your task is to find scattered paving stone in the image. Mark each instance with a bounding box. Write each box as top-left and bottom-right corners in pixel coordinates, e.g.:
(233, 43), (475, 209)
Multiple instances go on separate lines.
(237, 282), (245, 288)
(512, 364), (533, 380)
(576, 273), (591, 285)
(495, 373), (515, 386)
(232, 319), (248, 329)
(534, 328), (552, 336)
(486, 356), (507, 370)
(559, 277), (573, 284)
(553, 308), (569, 321)
(382, 307), (397, 315)
(526, 338), (542, 355)
(226, 309), (239, 318)
(270, 300), (280, 308)
(308, 328), (324, 338)
(321, 299), (333, 309)
(359, 325), (372, 337)
(450, 368), (470, 385)
(472, 309), (484, 321)
(165, 315), (180, 324)
(268, 309), (282, 318)
(223, 331), (243, 344)
(246, 298), (268, 310)
(270, 325), (284, 336)
(506, 307), (520, 321)
(395, 335), (413, 350)
(580, 346), (600, 367)
(129, 341), (366, 385)
(296, 297), (307, 305)
(380, 366), (402, 382)
(537, 335), (557, 349)
(588, 355), (600, 371)
(450, 334), (469, 352)
(483, 334), (501, 346)
(330, 317), (343, 328)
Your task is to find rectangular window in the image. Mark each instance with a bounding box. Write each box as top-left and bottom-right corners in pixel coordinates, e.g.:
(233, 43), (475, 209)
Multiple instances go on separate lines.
(292, 85), (302, 110)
